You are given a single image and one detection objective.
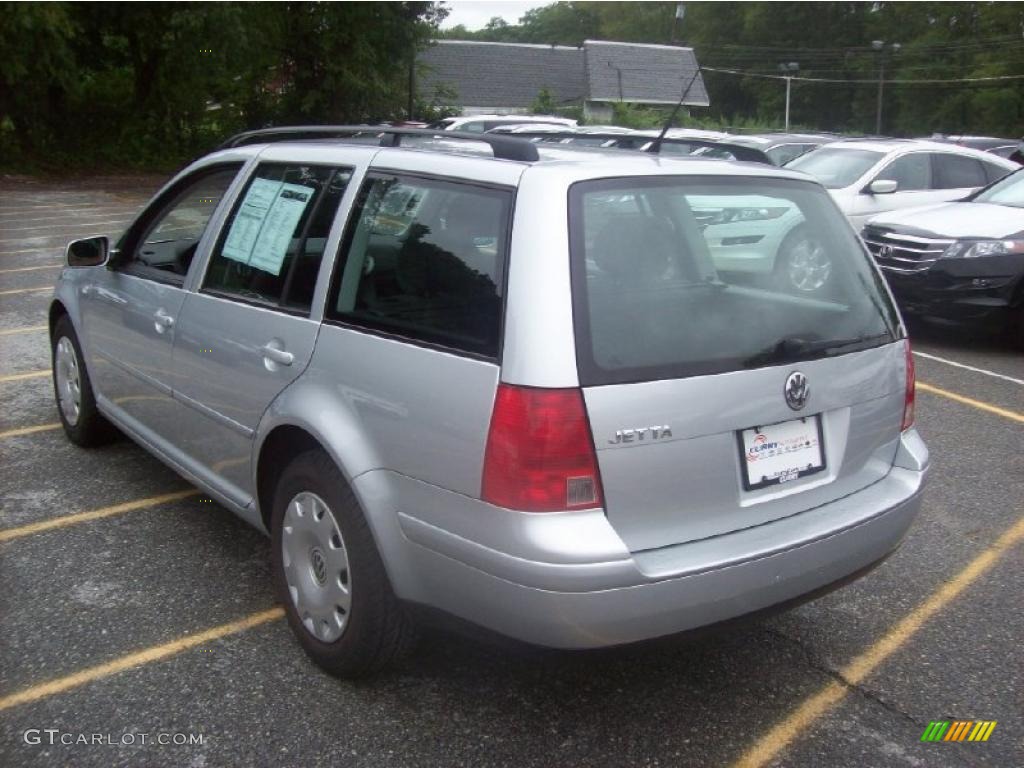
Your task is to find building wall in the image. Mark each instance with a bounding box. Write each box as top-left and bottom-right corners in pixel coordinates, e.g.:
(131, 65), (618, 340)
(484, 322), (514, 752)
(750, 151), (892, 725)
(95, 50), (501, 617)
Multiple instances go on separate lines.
(583, 102), (614, 123)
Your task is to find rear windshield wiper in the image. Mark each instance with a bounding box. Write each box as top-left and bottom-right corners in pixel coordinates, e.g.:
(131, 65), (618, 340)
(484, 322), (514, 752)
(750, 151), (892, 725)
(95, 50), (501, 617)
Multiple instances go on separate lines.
(742, 332), (891, 368)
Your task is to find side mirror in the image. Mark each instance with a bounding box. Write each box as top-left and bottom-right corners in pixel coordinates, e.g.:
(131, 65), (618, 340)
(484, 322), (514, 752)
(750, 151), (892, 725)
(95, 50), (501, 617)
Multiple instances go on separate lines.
(65, 236), (109, 268)
(868, 179), (899, 195)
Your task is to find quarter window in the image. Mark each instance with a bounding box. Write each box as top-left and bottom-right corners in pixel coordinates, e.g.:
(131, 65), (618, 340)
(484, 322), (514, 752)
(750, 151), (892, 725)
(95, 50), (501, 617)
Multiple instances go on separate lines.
(983, 161), (1011, 184)
(933, 154), (987, 189)
(204, 164), (352, 313)
(328, 174), (512, 357)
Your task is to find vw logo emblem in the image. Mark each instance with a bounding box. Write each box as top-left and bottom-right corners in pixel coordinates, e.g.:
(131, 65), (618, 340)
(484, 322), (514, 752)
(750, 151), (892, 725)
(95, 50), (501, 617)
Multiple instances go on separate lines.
(879, 244), (894, 258)
(784, 371), (809, 411)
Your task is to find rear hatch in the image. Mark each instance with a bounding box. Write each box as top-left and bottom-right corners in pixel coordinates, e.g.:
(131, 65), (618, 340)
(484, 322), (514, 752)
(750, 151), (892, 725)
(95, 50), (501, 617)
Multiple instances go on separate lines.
(568, 174), (906, 552)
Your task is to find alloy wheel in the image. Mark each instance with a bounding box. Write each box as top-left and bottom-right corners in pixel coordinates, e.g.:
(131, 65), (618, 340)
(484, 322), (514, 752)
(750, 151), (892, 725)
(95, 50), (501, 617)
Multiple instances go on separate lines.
(785, 237), (832, 292)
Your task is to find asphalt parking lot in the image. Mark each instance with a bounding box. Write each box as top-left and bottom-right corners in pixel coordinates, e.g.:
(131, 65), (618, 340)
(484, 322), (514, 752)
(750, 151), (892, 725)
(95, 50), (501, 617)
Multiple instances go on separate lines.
(0, 175), (1022, 768)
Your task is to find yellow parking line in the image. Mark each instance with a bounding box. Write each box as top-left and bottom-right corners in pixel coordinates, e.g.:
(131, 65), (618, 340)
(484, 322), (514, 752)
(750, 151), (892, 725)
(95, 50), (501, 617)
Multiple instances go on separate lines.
(918, 381), (1024, 425)
(0, 264), (61, 274)
(0, 286), (50, 296)
(0, 489), (199, 543)
(731, 514), (1024, 768)
(0, 423), (60, 440)
(0, 324), (48, 336)
(0, 369), (49, 383)
(0, 607), (285, 711)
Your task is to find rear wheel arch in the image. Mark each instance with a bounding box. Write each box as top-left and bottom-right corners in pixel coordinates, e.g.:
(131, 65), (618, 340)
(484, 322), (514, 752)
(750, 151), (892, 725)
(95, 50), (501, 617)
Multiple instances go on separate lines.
(256, 425), (330, 532)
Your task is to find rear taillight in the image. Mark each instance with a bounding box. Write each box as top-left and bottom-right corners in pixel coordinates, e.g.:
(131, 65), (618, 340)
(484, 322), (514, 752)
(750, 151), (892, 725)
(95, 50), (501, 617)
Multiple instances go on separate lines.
(902, 340), (915, 431)
(481, 384), (604, 512)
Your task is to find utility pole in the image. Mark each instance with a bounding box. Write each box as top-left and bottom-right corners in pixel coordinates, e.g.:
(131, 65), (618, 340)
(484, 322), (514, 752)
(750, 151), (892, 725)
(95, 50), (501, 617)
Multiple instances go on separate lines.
(407, 55), (415, 121)
(872, 41), (900, 135)
(671, 4), (685, 44)
(778, 62), (799, 130)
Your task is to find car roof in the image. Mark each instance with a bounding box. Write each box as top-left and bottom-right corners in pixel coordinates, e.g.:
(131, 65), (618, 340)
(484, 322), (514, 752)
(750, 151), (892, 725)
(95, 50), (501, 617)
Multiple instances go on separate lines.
(527, 146), (811, 182)
(813, 138), (1016, 160)
(200, 135), (815, 188)
(730, 133), (833, 147)
(450, 114), (575, 123)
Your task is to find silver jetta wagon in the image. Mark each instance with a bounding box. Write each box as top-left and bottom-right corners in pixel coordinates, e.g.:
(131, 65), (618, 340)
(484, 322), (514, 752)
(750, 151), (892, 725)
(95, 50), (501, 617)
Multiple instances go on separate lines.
(50, 128), (928, 677)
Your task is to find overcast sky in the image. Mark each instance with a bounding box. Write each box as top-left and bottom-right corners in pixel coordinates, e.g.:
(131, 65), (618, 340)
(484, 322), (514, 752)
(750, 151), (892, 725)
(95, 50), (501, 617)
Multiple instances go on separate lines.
(439, 1), (551, 30)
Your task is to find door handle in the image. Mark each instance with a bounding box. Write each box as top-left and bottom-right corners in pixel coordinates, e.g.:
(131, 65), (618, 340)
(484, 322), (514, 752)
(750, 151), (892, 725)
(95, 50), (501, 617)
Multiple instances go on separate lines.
(153, 309), (175, 332)
(260, 343), (294, 367)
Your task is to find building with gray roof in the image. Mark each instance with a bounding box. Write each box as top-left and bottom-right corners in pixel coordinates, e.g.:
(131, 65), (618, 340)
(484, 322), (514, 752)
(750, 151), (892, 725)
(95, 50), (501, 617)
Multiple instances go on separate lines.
(417, 39), (707, 122)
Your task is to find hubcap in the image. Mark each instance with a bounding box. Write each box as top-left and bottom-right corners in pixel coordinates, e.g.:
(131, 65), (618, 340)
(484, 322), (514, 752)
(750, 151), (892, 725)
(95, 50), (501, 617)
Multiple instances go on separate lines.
(786, 238), (832, 292)
(55, 336), (82, 426)
(281, 491), (350, 643)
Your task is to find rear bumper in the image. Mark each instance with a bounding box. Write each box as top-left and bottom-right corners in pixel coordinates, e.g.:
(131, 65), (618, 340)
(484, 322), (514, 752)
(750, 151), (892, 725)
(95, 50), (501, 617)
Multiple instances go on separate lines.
(381, 430), (929, 649)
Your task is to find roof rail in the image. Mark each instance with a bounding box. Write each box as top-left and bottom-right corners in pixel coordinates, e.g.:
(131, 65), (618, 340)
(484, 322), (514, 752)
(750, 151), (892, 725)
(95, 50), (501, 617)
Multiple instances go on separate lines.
(218, 125), (540, 162)
(488, 130), (774, 165)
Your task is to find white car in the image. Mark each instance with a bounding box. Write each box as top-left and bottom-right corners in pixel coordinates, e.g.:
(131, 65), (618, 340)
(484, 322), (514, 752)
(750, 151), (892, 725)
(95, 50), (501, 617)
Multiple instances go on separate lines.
(688, 195), (813, 285)
(428, 114), (577, 133)
(786, 140), (1017, 230)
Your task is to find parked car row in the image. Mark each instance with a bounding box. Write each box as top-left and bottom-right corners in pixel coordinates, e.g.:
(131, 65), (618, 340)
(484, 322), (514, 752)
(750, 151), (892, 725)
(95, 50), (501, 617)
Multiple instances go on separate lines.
(474, 122), (1022, 337)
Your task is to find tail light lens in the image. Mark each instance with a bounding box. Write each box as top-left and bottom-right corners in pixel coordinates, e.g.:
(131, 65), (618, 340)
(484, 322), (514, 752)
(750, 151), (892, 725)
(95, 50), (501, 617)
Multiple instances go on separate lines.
(902, 340), (915, 431)
(482, 384), (604, 512)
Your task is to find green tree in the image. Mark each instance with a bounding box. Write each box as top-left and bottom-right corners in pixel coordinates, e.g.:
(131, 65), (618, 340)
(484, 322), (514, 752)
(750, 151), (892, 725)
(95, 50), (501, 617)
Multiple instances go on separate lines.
(530, 87), (557, 114)
(0, 1), (445, 171)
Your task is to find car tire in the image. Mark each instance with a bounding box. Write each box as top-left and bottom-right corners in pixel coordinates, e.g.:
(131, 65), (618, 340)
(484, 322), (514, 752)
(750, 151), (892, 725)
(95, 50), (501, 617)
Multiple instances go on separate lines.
(775, 226), (832, 294)
(51, 315), (117, 447)
(270, 449), (418, 678)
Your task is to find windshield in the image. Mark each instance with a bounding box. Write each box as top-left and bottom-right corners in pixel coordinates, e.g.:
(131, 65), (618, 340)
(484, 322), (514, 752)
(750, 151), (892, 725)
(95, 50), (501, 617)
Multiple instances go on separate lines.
(568, 176), (899, 385)
(972, 169), (1024, 207)
(787, 148), (885, 189)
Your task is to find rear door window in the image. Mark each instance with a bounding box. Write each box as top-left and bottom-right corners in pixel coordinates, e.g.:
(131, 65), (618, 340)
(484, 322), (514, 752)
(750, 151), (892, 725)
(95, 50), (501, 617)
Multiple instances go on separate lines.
(327, 174), (512, 357)
(203, 163), (352, 313)
(876, 153), (931, 190)
(568, 176), (899, 385)
(933, 154), (987, 189)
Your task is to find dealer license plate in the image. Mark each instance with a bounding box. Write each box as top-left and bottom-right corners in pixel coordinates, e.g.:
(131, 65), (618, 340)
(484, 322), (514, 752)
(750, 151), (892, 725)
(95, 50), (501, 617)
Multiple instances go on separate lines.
(739, 415), (825, 491)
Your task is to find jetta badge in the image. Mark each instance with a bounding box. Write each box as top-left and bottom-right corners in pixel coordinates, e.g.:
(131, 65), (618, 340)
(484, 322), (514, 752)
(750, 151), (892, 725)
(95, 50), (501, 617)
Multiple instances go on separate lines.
(784, 371), (809, 411)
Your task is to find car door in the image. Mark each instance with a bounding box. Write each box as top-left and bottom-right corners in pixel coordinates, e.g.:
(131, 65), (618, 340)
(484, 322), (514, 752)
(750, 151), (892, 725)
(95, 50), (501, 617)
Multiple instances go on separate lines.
(846, 151), (938, 229)
(78, 163), (245, 437)
(169, 159), (360, 504)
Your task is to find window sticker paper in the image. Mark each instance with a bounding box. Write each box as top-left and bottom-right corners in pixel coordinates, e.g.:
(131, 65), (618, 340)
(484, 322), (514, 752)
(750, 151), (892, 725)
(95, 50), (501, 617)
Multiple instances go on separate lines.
(249, 183), (314, 275)
(222, 178), (280, 264)
(221, 178), (315, 275)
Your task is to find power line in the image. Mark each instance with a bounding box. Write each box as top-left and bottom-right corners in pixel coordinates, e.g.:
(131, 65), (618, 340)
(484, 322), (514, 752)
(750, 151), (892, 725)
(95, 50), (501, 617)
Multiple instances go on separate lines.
(703, 35), (1024, 55)
(700, 65), (1024, 85)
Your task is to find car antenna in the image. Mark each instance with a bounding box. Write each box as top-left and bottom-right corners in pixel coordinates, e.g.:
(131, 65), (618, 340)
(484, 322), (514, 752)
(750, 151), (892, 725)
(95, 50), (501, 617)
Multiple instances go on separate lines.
(648, 66), (703, 155)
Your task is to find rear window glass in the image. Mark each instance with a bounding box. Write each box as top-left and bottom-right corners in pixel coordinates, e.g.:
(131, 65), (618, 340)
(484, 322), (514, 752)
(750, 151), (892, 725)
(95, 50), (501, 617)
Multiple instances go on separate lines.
(876, 153), (931, 191)
(327, 174), (512, 357)
(568, 176), (899, 386)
